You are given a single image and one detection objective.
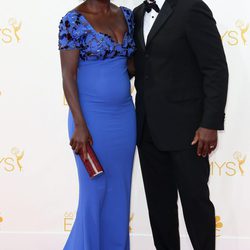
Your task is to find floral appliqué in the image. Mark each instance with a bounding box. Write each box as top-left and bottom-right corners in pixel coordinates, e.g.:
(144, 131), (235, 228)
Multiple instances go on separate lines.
(58, 7), (135, 61)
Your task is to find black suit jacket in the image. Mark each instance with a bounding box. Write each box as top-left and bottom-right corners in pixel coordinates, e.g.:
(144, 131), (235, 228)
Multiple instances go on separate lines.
(133, 0), (229, 151)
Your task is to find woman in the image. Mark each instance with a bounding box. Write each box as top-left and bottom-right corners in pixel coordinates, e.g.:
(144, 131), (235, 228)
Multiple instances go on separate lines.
(58, 0), (136, 249)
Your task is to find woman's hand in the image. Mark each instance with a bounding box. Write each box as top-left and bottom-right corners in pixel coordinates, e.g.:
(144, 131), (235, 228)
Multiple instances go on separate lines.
(70, 124), (93, 160)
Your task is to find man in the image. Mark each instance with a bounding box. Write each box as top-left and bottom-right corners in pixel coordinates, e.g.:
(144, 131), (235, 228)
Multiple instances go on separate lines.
(133, 0), (228, 249)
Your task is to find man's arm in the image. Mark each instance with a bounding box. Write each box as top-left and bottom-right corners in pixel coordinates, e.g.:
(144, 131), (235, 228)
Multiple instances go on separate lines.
(185, 1), (229, 156)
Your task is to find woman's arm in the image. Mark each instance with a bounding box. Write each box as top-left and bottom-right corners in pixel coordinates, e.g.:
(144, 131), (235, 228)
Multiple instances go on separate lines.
(128, 56), (135, 79)
(60, 50), (93, 159)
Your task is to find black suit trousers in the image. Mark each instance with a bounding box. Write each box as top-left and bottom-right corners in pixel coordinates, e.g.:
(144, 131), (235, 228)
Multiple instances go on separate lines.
(138, 120), (216, 250)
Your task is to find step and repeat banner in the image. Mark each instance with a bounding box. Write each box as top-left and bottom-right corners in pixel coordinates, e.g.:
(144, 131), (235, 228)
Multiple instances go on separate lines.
(0, 0), (249, 249)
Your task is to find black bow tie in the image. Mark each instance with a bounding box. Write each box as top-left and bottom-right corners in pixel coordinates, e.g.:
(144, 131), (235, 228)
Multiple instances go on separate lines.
(144, 0), (160, 13)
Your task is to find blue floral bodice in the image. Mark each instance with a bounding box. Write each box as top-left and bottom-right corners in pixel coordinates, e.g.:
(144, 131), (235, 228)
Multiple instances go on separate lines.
(58, 7), (135, 61)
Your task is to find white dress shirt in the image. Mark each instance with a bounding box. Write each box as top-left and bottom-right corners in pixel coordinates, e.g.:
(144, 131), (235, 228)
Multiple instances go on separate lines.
(143, 0), (165, 44)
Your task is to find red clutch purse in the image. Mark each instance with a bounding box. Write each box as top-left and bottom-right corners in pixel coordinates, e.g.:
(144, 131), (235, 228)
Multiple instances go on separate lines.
(79, 143), (104, 178)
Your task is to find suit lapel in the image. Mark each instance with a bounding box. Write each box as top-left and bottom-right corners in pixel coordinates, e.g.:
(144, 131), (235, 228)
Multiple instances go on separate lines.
(136, 4), (146, 50)
(146, 0), (175, 46)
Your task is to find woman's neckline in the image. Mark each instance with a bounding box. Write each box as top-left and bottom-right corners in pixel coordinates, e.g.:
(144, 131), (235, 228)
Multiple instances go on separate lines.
(71, 6), (129, 46)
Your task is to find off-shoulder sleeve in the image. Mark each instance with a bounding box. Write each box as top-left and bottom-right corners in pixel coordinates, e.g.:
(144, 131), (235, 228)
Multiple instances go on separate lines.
(122, 7), (134, 36)
(58, 12), (81, 50)
(129, 9), (135, 37)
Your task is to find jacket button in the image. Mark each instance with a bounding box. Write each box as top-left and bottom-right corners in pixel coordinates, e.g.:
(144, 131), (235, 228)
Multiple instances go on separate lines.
(145, 75), (149, 79)
(145, 54), (149, 58)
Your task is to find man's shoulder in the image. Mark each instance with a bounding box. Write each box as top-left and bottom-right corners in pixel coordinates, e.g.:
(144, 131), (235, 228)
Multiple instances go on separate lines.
(178, 0), (203, 6)
(175, 0), (212, 18)
(133, 3), (144, 15)
(178, 0), (210, 11)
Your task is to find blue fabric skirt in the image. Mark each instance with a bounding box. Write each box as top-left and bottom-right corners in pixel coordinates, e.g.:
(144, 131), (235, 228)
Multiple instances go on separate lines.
(64, 57), (136, 250)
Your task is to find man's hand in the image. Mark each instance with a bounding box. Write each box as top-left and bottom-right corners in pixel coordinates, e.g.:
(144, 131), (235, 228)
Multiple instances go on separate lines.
(191, 127), (218, 157)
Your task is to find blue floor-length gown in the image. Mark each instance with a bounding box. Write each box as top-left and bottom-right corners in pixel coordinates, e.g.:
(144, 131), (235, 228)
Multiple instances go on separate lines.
(58, 6), (136, 250)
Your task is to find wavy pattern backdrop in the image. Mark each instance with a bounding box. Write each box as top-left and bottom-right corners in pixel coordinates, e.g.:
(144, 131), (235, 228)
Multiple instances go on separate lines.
(0, 0), (249, 249)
